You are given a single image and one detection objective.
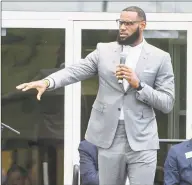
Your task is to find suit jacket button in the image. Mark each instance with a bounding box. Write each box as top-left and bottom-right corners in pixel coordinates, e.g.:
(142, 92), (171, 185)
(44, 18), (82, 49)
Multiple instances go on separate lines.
(118, 108), (121, 111)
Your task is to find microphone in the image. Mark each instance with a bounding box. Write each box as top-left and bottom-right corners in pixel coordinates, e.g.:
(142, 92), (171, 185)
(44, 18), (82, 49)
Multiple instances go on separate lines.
(118, 53), (127, 84)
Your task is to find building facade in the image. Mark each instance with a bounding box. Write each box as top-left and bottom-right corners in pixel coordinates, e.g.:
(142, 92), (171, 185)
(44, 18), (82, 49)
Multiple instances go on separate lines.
(1, 1), (192, 185)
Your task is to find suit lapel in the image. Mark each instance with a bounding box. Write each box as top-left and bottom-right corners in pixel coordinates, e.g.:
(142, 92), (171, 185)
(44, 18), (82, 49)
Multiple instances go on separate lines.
(112, 43), (125, 92)
(125, 41), (151, 92)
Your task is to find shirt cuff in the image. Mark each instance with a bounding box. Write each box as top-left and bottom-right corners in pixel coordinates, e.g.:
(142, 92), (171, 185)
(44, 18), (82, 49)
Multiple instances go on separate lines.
(136, 88), (144, 95)
(43, 77), (55, 89)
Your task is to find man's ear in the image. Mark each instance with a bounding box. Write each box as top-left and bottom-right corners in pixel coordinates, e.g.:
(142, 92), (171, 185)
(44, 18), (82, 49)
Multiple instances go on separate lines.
(140, 21), (146, 31)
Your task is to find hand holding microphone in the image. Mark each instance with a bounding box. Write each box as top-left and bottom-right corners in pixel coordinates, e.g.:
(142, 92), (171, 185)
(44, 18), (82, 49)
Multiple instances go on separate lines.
(116, 54), (140, 89)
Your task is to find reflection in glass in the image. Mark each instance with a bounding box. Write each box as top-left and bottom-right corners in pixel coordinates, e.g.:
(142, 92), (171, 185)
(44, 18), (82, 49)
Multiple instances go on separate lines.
(1, 28), (65, 185)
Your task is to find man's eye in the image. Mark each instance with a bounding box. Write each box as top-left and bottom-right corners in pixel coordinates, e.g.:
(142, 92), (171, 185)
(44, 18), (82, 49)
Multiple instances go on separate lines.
(120, 21), (134, 26)
(125, 22), (134, 26)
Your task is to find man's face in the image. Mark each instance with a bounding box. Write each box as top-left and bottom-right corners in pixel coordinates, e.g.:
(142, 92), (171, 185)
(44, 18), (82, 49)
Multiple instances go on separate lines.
(117, 11), (146, 45)
(7, 171), (25, 185)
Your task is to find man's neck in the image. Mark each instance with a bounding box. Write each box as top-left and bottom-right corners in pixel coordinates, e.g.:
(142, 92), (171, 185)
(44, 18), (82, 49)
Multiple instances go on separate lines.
(129, 37), (144, 47)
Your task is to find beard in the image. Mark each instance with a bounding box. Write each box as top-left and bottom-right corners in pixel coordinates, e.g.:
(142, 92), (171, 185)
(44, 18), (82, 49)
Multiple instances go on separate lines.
(117, 27), (140, 46)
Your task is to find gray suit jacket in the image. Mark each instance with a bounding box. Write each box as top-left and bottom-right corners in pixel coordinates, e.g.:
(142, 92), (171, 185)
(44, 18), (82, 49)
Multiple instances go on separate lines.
(46, 41), (175, 151)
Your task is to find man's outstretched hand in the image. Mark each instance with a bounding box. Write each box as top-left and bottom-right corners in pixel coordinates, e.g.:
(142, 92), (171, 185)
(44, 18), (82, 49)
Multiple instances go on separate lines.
(16, 80), (48, 101)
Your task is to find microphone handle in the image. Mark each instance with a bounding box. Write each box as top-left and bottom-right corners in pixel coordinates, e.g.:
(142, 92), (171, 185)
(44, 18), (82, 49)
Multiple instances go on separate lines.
(118, 79), (123, 84)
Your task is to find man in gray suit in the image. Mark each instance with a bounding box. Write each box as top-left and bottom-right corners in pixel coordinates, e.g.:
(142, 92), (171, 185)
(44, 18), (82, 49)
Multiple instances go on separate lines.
(16, 6), (175, 185)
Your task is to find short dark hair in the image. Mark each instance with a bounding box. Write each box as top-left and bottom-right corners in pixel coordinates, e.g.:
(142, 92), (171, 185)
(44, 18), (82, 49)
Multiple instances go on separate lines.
(122, 6), (146, 21)
(7, 164), (28, 177)
(4, 164), (31, 185)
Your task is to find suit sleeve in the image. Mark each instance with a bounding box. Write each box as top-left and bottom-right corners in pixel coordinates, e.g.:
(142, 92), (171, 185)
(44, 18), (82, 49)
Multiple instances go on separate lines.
(136, 53), (175, 113)
(44, 43), (100, 90)
(78, 144), (99, 185)
(164, 147), (180, 185)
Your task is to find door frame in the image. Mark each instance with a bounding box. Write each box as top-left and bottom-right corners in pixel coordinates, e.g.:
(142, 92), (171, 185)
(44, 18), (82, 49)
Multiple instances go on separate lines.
(2, 12), (74, 185)
(72, 19), (192, 170)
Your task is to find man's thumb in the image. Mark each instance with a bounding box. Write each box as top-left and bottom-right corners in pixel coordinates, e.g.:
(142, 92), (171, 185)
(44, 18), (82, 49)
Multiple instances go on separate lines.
(37, 90), (43, 101)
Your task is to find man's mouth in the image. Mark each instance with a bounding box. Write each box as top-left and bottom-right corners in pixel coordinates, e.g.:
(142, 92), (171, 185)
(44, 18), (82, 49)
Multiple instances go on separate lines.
(120, 33), (127, 37)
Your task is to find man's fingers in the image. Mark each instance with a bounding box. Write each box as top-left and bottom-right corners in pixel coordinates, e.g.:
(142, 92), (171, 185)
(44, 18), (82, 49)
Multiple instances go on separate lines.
(116, 71), (132, 80)
(16, 82), (35, 91)
(116, 71), (123, 76)
(116, 67), (132, 73)
(118, 64), (126, 68)
(116, 71), (131, 77)
(121, 67), (132, 73)
(37, 90), (44, 101)
(16, 83), (28, 90)
(16, 80), (45, 101)
(22, 83), (34, 91)
(118, 64), (131, 69)
(116, 67), (121, 72)
(117, 75), (124, 79)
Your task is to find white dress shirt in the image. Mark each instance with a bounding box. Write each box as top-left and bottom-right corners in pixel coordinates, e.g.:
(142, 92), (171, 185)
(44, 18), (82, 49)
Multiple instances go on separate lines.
(119, 40), (145, 120)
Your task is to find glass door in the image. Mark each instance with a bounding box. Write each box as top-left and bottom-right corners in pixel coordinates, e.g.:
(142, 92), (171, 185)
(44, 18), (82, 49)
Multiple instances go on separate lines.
(2, 13), (73, 185)
(72, 19), (192, 182)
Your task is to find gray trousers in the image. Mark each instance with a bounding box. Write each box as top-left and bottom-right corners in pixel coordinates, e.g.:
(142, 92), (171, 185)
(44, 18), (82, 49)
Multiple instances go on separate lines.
(98, 120), (157, 185)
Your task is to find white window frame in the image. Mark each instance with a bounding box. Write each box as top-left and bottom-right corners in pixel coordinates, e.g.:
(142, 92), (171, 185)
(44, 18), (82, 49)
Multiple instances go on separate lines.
(2, 12), (74, 185)
(72, 19), (192, 171)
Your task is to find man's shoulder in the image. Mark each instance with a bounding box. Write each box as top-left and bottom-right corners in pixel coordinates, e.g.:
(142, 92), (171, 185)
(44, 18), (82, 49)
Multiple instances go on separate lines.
(96, 41), (118, 49)
(169, 140), (190, 155)
(146, 42), (170, 57)
(97, 41), (170, 56)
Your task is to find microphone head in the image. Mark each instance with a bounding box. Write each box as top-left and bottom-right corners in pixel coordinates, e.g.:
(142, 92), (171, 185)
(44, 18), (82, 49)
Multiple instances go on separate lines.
(118, 53), (127, 84)
(120, 53), (127, 65)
